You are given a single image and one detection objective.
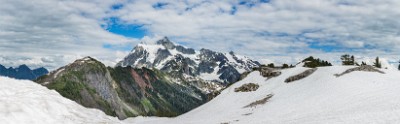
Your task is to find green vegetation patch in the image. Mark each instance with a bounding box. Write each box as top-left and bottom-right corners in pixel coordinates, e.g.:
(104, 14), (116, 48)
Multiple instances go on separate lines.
(47, 72), (85, 100)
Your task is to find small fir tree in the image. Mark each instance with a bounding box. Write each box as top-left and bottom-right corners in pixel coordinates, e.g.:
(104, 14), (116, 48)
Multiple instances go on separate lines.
(398, 60), (400, 70)
(373, 57), (382, 68)
(267, 63), (275, 68)
(350, 55), (355, 65)
(282, 64), (289, 69)
(341, 54), (350, 65)
(361, 61), (367, 66)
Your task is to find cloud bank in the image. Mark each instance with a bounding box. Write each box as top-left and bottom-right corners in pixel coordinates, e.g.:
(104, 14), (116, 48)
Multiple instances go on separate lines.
(1, 0), (399, 70)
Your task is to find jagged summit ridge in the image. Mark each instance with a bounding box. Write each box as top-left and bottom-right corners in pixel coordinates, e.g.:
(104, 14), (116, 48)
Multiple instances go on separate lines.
(116, 37), (260, 86)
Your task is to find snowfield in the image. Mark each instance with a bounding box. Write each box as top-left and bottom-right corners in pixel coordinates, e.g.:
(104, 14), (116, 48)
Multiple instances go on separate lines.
(0, 77), (122, 124)
(2, 66), (400, 124)
(126, 66), (400, 124)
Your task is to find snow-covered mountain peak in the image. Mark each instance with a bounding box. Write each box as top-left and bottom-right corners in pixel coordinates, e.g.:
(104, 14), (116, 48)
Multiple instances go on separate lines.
(155, 36), (175, 49)
(116, 37), (261, 86)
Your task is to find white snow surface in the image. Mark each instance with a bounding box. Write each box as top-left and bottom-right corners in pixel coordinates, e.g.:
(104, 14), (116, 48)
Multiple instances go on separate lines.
(125, 66), (400, 124)
(3, 66), (400, 124)
(356, 57), (396, 70)
(0, 77), (122, 124)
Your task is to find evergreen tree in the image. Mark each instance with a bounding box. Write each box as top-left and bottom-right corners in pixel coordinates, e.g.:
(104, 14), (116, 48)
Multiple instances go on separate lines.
(350, 55), (355, 65)
(302, 56), (332, 68)
(341, 54), (350, 65)
(373, 57), (382, 68)
(282, 64), (289, 69)
(267, 63), (275, 68)
(398, 60), (400, 70)
(341, 54), (355, 65)
(361, 61), (367, 66)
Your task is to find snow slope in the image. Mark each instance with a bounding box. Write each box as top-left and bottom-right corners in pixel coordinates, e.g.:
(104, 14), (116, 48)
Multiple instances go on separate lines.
(3, 66), (400, 124)
(126, 66), (400, 124)
(0, 77), (122, 124)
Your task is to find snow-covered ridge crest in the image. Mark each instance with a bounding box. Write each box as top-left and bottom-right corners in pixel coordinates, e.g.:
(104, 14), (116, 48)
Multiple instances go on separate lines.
(356, 57), (396, 70)
(0, 76), (122, 124)
(125, 66), (400, 124)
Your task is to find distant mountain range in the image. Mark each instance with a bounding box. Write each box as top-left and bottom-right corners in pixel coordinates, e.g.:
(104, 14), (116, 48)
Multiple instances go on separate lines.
(0, 64), (48, 80)
(35, 37), (260, 119)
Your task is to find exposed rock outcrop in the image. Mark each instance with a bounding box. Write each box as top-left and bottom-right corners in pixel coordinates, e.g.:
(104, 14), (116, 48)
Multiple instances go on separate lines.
(334, 65), (385, 77)
(285, 68), (317, 83)
(234, 83), (259, 92)
(244, 94), (274, 108)
(259, 67), (281, 78)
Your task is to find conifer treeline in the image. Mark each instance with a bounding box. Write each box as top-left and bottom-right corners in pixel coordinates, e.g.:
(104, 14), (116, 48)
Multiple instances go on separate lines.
(302, 56), (332, 68)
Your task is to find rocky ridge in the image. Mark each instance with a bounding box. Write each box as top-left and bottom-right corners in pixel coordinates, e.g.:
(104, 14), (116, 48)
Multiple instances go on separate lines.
(116, 37), (260, 93)
(36, 57), (207, 119)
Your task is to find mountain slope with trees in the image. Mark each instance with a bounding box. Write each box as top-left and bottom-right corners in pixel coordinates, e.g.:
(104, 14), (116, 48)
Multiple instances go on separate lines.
(301, 56), (332, 68)
(35, 57), (207, 119)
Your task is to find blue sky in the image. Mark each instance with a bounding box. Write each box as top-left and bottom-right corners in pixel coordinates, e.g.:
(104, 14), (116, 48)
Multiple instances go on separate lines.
(1, 0), (400, 70)
(105, 18), (146, 39)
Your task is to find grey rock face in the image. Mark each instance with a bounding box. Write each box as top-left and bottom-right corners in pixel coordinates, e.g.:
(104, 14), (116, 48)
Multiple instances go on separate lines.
(198, 61), (216, 74)
(157, 37), (175, 49)
(83, 70), (127, 119)
(229, 51), (261, 71)
(259, 67), (282, 78)
(218, 65), (241, 84)
(285, 68), (318, 83)
(176, 45), (195, 54)
(153, 49), (172, 66)
(199, 48), (227, 62)
(198, 48), (245, 84)
(116, 46), (151, 68)
(161, 54), (198, 76)
(244, 94), (274, 108)
(37, 57), (129, 119)
(234, 83), (259, 92)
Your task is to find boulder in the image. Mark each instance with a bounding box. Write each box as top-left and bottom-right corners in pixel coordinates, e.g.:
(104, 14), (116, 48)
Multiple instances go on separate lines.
(259, 67), (281, 78)
(334, 65), (385, 77)
(234, 83), (259, 92)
